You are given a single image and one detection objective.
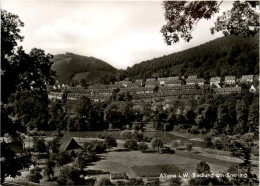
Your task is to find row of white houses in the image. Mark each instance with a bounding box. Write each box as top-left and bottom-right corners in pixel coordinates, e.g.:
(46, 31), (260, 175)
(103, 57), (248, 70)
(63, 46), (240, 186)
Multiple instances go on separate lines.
(51, 75), (255, 90)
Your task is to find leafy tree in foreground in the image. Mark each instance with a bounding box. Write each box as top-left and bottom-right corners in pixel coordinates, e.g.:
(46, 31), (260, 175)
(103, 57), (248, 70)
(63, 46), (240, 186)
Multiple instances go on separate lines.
(1, 9), (54, 183)
(1, 144), (34, 183)
(161, 1), (259, 44)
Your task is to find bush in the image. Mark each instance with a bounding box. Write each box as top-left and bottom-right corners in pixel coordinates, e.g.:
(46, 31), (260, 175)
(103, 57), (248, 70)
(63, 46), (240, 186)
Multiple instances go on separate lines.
(173, 125), (182, 132)
(213, 139), (224, 150)
(251, 146), (259, 156)
(120, 130), (132, 140)
(84, 140), (107, 154)
(203, 135), (213, 148)
(85, 177), (96, 185)
(77, 151), (98, 171)
(143, 136), (153, 142)
(105, 135), (117, 150)
(170, 177), (182, 185)
(124, 139), (138, 150)
(26, 166), (42, 183)
(128, 178), (144, 185)
(57, 166), (84, 185)
(132, 131), (143, 142)
(120, 130), (143, 142)
(188, 126), (200, 134)
(97, 133), (107, 139)
(95, 177), (113, 186)
(186, 143), (193, 151)
(200, 128), (207, 134)
(138, 142), (148, 151)
(53, 151), (72, 168)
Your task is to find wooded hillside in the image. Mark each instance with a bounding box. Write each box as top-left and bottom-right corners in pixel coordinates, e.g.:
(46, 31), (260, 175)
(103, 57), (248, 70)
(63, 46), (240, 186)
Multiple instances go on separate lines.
(125, 35), (259, 80)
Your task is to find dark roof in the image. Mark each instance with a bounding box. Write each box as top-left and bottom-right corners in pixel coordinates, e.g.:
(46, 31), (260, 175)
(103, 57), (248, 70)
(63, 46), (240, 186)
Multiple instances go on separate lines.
(59, 136), (82, 152)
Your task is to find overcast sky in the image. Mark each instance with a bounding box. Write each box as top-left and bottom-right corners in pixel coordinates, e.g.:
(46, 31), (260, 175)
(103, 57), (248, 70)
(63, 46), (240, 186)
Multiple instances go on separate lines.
(2, 1), (233, 69)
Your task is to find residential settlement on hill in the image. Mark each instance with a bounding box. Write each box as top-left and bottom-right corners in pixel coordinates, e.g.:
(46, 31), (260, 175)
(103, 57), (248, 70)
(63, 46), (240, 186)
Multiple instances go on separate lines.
(48, 74), (258, 102)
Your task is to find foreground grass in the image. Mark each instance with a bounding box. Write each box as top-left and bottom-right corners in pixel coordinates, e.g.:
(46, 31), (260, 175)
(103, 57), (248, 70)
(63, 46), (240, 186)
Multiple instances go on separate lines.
(87, 150), (227, 178)
(131, 164), (182, 177)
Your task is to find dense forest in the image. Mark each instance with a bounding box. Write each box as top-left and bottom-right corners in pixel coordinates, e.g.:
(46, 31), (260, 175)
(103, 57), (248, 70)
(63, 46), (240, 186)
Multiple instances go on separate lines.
(124, 35), (259, 80)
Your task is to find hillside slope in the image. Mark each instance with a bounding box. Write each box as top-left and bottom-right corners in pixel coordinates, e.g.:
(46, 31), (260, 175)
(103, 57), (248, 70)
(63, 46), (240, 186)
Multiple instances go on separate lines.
(52, 52), (116, 83)
(125, 35), (259, 79)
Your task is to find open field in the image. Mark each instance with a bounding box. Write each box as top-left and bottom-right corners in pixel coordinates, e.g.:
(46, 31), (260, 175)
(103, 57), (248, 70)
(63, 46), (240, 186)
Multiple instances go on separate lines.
(87, 150), (228, 179)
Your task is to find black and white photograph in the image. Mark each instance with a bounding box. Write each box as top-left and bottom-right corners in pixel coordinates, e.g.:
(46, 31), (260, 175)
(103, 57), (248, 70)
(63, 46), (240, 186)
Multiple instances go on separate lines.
(1, 0), (259, 185)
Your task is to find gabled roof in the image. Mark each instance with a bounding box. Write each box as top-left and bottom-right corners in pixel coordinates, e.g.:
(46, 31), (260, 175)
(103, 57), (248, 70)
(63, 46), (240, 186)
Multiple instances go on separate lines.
(59, 136), (82, 152)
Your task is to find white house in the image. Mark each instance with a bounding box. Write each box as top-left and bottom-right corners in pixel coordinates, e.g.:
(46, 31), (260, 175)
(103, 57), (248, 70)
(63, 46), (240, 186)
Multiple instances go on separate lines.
(224, 76), (236, 84)
(210, 77), (221, 86)
(166, 76), (179, 81)
(187, 75), (197, 79)
(241, 75), (254, 84)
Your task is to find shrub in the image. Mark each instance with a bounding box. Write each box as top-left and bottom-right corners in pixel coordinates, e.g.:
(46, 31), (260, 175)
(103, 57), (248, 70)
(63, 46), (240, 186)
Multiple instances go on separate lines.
(26, 166), (42, 183)
(128, 178), (144, 185)
(203, 135), (213, 148)
(124, 139), (138, 150)
(84, 140), (107, 154)
(132, 131), (143, 142)
(138, 142), (148, 151)
(33, 137), (46, 154)
(188, 126), (199, 134)
(213, 139), (224, 150)
(105, 135), (117, 150)
(143, 136), (153, 142)
(120, 130), (132, 140)
(97, 133), (107, 139)
(95, 177), (113, 186)
(186, 143), (193, 151)
(53, 151), (72, 169)
(170, 177), (182, 185)
(120, 130), (143, 142)
(57, 166), (84, 185)
(251, 146), (259, 156)
(111, 173), (128, 180)
(200, 128), (207, 134)
(173, 125), (182, 132)
(77, 151), (98, 171)
(241, 133), (254, 143)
